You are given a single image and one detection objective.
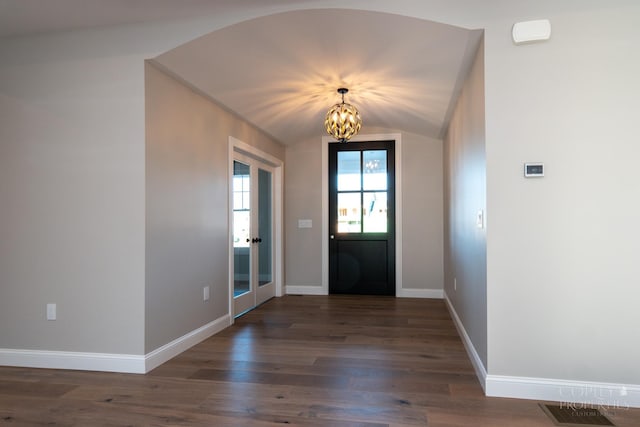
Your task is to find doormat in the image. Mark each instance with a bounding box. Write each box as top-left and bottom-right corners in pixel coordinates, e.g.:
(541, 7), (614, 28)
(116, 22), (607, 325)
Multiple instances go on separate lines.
(540, 404), (615, 426)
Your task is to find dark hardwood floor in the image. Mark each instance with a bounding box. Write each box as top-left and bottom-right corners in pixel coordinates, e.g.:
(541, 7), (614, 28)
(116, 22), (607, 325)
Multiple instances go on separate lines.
(1, 295), (638, 426)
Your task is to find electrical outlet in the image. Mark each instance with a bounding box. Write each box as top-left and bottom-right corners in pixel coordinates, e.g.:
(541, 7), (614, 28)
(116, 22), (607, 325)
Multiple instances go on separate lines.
(46, 303), (56, 321)
(203, 286), (210, 302)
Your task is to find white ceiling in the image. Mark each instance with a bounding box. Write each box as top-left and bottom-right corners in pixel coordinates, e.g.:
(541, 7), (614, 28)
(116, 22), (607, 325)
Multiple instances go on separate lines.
(0, 1), (482, 145)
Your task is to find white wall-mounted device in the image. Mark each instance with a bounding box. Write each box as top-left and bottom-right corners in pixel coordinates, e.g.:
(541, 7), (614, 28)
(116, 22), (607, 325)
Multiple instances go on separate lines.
(298, 219), (312, 228)
(512, 19), (551, 45)
(46, 303), (56, 321)
(524, 163), (544, 177)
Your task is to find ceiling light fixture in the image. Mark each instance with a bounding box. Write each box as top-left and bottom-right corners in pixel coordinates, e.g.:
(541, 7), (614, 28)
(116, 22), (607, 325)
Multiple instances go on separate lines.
(324, 88), (362, 143)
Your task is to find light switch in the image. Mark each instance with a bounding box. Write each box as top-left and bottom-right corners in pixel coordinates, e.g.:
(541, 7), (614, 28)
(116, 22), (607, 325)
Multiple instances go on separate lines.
(298, 219), (312, 228)
(46, 303), (56, 321)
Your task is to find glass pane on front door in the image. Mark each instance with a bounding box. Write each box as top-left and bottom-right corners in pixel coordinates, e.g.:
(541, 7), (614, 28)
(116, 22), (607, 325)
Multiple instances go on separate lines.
(363, 192), (388, 232)
(337, 192), (362, 233)
(337, 151), (361, 191)
(258, 168), (272, 287)
(363, 150), (387, 190)
(233, 161), (251, 297)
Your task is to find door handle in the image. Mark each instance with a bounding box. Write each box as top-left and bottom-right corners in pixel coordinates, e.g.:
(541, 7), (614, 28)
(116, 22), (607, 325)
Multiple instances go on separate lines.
(252, 237), (263, 243)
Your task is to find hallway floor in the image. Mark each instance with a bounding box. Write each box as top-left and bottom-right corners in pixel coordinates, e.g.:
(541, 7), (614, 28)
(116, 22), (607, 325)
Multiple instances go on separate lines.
(1, 295), (638, 426)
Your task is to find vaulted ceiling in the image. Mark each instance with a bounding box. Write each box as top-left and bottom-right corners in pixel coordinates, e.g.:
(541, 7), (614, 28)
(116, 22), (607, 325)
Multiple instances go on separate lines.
(0, 1), (483, 145)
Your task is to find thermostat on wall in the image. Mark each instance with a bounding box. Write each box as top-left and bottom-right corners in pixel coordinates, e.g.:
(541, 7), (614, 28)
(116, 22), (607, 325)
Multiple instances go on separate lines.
(524, 163), (544, 177)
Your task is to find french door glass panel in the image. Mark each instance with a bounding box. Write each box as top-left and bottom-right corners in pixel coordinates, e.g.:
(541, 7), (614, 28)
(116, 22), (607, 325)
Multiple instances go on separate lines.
(258, 168), (272, 287)
(233, 161), (251, 298)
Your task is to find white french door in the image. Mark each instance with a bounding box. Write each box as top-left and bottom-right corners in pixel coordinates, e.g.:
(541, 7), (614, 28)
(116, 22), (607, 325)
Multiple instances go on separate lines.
(232, 153), (276, 316)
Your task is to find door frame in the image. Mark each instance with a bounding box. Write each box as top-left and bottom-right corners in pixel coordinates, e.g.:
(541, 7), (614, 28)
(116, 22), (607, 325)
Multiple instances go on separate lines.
(322, 133), (404, 296)
(228, 136), (284, 320)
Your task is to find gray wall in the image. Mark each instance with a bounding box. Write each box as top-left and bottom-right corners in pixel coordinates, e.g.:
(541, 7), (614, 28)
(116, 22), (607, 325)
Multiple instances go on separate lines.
(145, 63), (284, 353)
(483, 2), (640, 383)
(399, 132), (444, 291)
(443, 41), (487, 368)
(284, 137), (325, 288)
(0, 27), (146, 354)
(284, 131), (444, 293)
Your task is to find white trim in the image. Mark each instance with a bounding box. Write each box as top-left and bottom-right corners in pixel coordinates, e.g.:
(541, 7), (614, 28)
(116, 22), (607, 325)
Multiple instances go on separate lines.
(144, 314), (231, 372)
(0, 314), (232, 374)
(444, 291), (488, 390)
(230, 136), (282, 167)
(394, 134), (403, 296)
(322, 133), (403, 295)
(321, 139), (329, 294)
(486, 375), (640, 409)
(0, 348), (146, 374)
(444, 291), (640, 408)
(285, 285), (326, 295)
(228, 140), (235, 323)
(397, 288), (443, 299)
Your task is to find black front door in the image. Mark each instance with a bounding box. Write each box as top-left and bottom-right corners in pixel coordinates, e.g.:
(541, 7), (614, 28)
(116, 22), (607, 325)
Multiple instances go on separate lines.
(328, 140), (395, 295)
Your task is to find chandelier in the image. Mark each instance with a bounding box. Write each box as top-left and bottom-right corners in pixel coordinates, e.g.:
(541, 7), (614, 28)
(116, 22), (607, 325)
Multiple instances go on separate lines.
(324, 88), (362, 143)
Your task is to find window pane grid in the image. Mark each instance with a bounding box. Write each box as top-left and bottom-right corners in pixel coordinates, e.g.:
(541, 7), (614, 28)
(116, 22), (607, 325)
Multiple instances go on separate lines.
(336, 150), (388, 234)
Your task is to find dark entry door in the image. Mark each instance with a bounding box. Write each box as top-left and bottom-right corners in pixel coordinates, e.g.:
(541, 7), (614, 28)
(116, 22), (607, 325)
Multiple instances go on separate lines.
(328, 140), (395, 295)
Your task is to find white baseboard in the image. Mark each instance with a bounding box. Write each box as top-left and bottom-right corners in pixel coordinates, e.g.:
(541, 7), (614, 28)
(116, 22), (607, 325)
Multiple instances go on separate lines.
(285, 286), (444, 299)
(444, 291), (640, 408)
(0, 314), (231, 374)
(443, 291), (488, 390)
(144, 314), (231, 372)
(0, 348), (146, 373)
(486, 375), (640, 409)
(397, 288), (443, 299)
(285, 285), (326, 295)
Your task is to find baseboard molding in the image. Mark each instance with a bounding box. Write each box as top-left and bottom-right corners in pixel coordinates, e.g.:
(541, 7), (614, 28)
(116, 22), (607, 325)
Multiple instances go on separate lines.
(285, 285), (326, 295)
(486, 375), (640, 409)
(144, 314), (231, 372)
(285, 286), (443, 299)
(397, 288), (443, 299)
(443, 291), (488, 391)
(0, 348), (146, 373)
(443, 292), (640, 408)
(0, 314), (232, 374)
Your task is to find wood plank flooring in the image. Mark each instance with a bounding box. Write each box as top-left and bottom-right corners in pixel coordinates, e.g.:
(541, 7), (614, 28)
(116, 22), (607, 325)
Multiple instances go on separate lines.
(1, 295), (639, 426)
